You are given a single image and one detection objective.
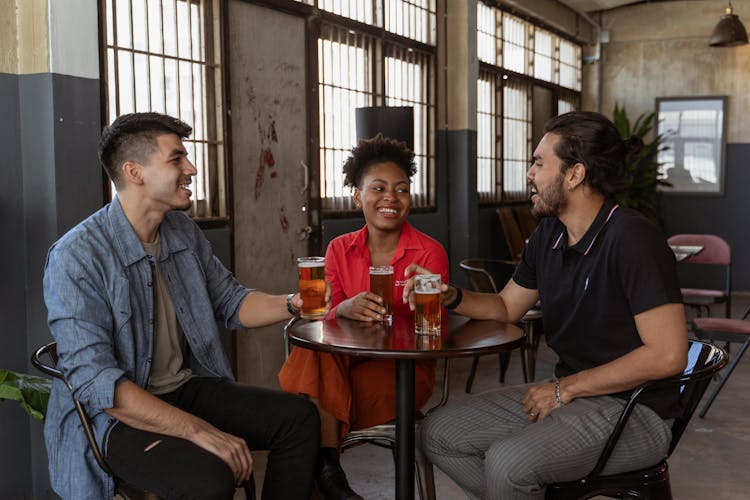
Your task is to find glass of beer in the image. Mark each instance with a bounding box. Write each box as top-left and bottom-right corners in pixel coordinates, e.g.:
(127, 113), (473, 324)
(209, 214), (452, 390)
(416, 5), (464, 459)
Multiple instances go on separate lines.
(369, 265), (394, 323)
(414, 274), (442, 336)
(297, 257), (326, 319)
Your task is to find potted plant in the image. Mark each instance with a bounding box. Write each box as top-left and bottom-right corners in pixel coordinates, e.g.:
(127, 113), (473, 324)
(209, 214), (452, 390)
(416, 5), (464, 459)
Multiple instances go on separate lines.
(612, 103), (672, 227)
(0, 369), (51, 421)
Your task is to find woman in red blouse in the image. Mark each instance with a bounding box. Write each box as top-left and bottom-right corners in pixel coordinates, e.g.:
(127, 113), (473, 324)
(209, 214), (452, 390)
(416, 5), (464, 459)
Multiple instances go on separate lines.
(279, 135), (449, 500)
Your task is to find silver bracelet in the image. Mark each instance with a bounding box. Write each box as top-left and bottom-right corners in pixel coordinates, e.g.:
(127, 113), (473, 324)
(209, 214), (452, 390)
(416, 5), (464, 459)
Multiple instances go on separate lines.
(286, 293), (300, 317)
(554, 378), (565, 406)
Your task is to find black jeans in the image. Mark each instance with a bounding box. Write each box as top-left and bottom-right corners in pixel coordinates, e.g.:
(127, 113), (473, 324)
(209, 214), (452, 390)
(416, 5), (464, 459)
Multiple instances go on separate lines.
(106, 377), (320, 500)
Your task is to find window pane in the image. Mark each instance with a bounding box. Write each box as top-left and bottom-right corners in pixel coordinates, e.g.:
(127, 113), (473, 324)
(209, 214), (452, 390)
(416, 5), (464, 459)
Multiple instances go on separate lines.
(534, 30), (552, 81)
(503, 80), (531, 201)
(385, 45), (435, 207)
(558, 95), (577, 115)
(559, 40), (581, 90)
(321, 0), (375, 25)
(385, 0), (436, 45)
(477, 2), (496, 65)
(477, 73), (499, 202)
(502, 14), (527, 74)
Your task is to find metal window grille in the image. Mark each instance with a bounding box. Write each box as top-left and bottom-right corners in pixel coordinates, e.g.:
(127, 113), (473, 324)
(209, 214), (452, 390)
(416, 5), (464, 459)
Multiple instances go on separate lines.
(384, 44), (435, 207)
(503, 79), (532, 202)
(559, 39), (581, 91)
(102, 0), (225, 220)
(318, 0), (376, 25)
(316, 8), (436, 214)
(477, 70), (501, 203)
(558, 94), (578, 115)
(385, 0), (437, 45)
(502, 14), (529, 75)
(476, 2), (581, 204)
(477, 2), (497, 65)
(534, 29), (552, 81)
(318, 25), (376, 212)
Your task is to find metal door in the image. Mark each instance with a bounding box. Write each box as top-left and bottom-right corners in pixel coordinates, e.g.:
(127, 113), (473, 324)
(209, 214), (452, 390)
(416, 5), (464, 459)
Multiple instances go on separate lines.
(228, 1), (311, 387)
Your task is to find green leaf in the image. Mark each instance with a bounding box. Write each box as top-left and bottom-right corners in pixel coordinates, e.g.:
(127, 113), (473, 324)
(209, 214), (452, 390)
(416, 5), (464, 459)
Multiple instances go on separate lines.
(0, 370), (52, 421)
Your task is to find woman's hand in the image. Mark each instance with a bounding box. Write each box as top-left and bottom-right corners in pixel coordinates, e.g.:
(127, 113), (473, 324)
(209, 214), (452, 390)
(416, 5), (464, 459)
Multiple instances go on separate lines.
(402, 263), (450, 310)
(336, 291), (387, 322)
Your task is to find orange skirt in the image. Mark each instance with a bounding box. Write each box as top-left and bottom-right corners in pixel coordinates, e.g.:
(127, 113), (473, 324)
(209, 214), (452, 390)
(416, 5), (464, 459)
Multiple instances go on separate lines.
(278, 348), (436, 439)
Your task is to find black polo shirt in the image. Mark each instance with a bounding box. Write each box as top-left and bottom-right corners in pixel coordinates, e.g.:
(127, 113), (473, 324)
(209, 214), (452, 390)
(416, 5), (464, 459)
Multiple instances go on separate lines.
(513, 198), (683, 418)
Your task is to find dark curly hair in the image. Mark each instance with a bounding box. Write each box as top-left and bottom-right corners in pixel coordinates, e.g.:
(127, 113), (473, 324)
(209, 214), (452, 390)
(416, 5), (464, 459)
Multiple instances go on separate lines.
(98, 112), (192, 189)
(544, 111), (641, 197)
(342, 134), (416, 188)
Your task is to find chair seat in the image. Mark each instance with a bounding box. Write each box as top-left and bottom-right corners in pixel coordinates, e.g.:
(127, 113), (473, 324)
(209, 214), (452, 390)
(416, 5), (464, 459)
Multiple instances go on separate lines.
(694, 317), (750, 335)
(546, 460), (670, 500)
(681, 288), (727, 299)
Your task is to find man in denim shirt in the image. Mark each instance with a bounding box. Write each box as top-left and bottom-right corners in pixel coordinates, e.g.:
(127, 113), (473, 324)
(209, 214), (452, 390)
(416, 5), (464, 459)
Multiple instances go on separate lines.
(43, 112), (321, 499)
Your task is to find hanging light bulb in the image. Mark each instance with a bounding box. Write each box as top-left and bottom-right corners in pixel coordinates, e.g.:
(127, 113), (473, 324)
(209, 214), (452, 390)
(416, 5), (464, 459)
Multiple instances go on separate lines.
(709, 1), (748, 47)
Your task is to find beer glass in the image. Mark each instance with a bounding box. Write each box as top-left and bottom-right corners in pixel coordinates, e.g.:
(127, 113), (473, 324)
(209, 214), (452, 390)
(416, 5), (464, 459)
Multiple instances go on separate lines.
(297, 257), (326, 319)
(414, 274), (441, 336)
(369, 265), (394, 323)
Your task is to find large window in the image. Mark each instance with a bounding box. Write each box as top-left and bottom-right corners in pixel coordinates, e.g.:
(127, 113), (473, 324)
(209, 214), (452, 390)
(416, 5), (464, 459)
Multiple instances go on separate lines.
(309, 0), (437, 213)
(101, 0), (226, 220)
(476, 2), (582, 204)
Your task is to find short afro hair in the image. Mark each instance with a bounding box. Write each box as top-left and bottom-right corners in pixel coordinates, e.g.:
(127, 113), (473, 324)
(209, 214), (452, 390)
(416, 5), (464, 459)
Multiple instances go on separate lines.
(342, 134), (416, 188)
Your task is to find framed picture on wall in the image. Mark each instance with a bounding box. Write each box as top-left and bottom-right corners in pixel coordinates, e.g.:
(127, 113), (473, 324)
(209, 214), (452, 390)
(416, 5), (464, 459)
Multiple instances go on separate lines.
(655, 96), (727, 195)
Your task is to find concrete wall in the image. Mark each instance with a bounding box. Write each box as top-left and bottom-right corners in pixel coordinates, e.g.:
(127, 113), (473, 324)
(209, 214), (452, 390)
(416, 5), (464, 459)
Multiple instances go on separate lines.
(597, 0), (750, 290)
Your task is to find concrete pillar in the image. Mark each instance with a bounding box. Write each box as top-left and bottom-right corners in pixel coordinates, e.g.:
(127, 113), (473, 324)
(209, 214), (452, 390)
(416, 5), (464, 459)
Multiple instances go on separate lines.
(440, 0), (479, 285)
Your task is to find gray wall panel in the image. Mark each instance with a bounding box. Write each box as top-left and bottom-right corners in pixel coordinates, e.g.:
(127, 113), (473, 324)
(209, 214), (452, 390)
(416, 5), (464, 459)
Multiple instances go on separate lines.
(0, 72), (33, 499)
(13, 72), (101, 499)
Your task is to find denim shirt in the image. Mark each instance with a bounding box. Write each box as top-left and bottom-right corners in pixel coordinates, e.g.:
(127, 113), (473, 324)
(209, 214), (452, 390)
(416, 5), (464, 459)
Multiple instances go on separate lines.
(42, 196), (251, 499)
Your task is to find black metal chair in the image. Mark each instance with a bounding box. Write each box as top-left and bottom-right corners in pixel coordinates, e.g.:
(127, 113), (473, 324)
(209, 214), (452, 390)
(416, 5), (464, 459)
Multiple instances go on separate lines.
(545, 340), (727, 500)
(692, 305), (750, 418)
(31, 342), (256, 500)
(459, 258), (543, 392)
(283, 317), (445, 500)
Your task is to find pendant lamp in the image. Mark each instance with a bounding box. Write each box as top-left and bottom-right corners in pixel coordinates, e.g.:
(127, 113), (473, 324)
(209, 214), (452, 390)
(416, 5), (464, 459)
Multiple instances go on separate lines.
(709, 1), (748, 47)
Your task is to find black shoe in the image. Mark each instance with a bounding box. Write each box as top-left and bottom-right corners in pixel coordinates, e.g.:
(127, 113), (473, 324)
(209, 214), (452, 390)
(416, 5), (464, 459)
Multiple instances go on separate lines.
(317, 447), (364, 500)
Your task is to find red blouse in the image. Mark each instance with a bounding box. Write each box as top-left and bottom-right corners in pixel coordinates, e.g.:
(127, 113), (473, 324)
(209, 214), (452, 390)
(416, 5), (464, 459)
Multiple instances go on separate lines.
(324, 221), (450, 319)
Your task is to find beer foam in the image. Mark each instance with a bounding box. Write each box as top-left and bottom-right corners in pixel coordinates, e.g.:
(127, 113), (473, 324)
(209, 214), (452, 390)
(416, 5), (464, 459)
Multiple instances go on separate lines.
(416, 288), (441, 294)
(298, 260), (324, 268)
(370, 269), (393, 275)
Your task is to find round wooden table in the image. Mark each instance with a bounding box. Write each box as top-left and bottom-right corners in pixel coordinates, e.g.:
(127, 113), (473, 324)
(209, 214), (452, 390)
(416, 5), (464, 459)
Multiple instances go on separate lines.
(287, 314), (525, 500)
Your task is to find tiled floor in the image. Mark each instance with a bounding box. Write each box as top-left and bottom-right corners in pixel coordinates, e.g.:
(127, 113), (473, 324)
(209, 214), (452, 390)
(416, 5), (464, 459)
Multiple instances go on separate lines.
(251, 294), (750, 499)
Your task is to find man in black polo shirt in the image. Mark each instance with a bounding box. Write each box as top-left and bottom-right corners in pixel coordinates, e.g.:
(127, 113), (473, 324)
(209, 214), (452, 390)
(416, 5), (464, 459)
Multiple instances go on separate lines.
(405, 111), (688, 499)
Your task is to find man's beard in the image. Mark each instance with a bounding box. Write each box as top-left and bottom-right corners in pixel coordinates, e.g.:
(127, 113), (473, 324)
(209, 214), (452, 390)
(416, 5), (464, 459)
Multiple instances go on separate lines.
(531, 174), (567, 218)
